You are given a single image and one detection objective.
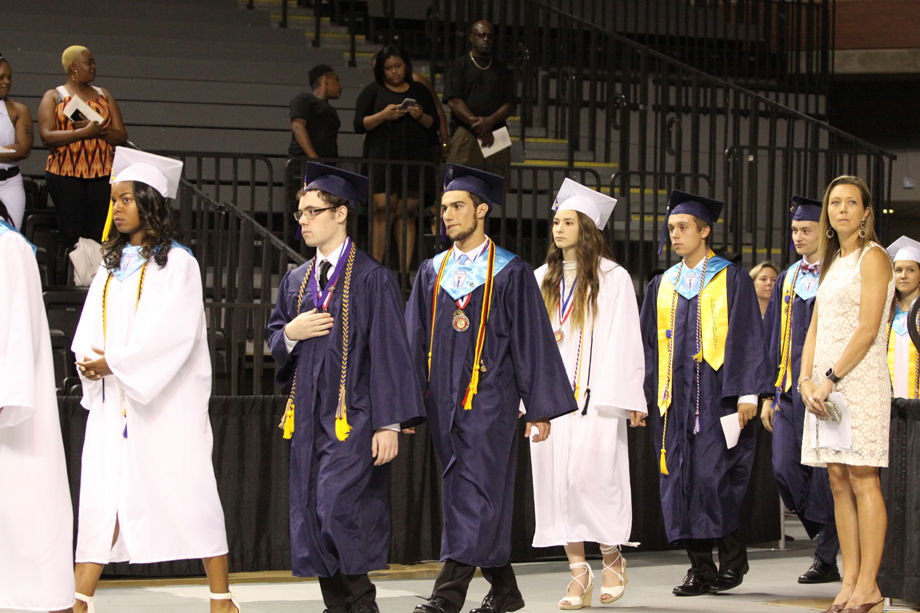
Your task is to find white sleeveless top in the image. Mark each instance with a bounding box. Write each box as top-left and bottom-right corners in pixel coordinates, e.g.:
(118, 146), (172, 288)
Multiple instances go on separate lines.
(0, 100), (17, 171)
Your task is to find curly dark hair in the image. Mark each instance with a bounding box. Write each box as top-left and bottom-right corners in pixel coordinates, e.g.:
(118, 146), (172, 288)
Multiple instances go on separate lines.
(102, 181), (179, 270)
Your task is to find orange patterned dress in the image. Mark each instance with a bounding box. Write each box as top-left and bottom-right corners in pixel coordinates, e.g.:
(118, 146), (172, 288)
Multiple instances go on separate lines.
(45, 85), (114, 179)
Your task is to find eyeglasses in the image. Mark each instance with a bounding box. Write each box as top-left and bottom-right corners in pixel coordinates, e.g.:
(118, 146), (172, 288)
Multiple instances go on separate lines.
(293, 206), (336, 221)
(472, 32), (494, 39)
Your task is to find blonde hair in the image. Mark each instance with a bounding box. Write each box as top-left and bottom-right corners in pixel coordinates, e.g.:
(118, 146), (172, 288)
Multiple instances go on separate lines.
(749, 261), (779, 280)
(61, 45), (89, 72)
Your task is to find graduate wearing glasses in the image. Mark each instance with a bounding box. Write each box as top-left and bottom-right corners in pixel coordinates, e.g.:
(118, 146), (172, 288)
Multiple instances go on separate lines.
(267, 163), (424, 613)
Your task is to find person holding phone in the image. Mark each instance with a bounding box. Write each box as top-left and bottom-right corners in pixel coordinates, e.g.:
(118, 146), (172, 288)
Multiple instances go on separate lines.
(38, 45), (127, 248)
(354, 45), (437, 273)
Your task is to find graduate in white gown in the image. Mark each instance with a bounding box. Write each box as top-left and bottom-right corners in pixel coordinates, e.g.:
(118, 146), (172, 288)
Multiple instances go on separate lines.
(0, 200), (75, 613)
(70, 148), (239, 613)
(529, 179), (647, 610)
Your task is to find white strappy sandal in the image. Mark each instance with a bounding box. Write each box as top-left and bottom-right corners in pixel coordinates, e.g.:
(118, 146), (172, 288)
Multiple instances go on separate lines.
(210, 591), (241, 612)
(75, 592), (95, 613)
(599, 545), (628, 604)
(558, 561), (594, 610)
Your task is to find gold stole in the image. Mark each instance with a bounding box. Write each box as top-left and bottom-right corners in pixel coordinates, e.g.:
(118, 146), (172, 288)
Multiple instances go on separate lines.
(888, 326), (920, 399)
(655, 266), (730, 416)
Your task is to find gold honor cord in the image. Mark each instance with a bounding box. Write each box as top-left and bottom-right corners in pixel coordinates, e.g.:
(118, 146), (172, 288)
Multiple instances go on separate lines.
(101, 261), (147, 439)
(427, 240), (497, 411)
(279, 245), (357, 442)
(774, 264), (802, 399)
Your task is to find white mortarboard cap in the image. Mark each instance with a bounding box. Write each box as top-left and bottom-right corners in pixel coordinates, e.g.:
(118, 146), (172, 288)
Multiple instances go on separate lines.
(887, 235), (920, 264)
(110, 146), (183, 198)
(552, 178), (617, 229)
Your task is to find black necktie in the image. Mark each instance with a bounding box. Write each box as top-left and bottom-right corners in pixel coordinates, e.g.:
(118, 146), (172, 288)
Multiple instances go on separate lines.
(318, 260), (332, 291)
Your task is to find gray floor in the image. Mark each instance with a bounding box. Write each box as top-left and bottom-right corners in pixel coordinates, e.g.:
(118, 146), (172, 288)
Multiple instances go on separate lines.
(3, 518), (910, 612)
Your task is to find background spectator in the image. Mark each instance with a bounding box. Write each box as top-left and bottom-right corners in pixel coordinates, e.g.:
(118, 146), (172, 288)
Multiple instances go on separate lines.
(0, 54), (33, 229)
(750, 260), (779, 317)
(286, 64), (342, 219)
(444, 20), (514, 173)
(354, 44), (436, 272)
(38, 45), (127, 247)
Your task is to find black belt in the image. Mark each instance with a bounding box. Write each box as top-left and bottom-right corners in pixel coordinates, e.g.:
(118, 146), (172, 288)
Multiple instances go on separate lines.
(0, 166), (20, 181)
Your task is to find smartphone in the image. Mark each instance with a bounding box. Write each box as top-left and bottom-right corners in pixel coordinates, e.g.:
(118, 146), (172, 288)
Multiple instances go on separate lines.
(398, 98), (417, 111)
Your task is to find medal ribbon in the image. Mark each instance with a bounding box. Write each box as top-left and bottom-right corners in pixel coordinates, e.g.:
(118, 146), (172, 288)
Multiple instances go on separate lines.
(312, 238), (351, 311)
(102, 259), (148, 439)
(427, 240), (497, 412)
(279, 242), (358, 441)
(558, 275), (577, 326)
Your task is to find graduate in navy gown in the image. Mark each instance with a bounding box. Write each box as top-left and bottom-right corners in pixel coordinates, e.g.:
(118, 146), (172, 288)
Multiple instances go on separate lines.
(639, 191), (771, 596)
(406, 164), (577, 613)
(267, 163), (425, 613)
(761, 196), (840, 584)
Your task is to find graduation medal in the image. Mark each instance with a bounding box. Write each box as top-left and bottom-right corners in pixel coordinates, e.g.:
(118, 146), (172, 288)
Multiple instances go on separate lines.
(452, 308), (470, 332)
(556, 274), (577, 344)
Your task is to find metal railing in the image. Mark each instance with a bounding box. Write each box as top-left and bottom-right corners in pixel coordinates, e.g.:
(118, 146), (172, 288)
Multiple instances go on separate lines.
(175, 178), (304, 396)
(425, 0), (894, 287)
(428, 0), (833, 113)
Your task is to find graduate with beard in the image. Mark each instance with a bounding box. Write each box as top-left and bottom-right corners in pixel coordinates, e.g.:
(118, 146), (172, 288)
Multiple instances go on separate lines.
(639, 191), (770, 597)
(406, 164), (577, 613)
(761, 196), (839, 584)
(267, 163), (424, 613)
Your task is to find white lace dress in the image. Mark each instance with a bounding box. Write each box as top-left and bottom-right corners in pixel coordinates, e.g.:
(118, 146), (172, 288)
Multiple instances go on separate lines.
(802, 242), (894, 468)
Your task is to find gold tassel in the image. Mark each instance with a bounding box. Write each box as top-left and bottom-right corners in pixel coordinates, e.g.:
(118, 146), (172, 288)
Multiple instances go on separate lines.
(691, 349), (703, 363)
(463, 368), (480, 411)
(335, 387), (352, 441)
(659, 446), (669, 475)
(280, 397), (295, 440)
(101, 201), (114, 242)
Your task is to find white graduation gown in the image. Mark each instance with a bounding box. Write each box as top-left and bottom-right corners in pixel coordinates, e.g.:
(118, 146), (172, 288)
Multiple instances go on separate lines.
(71, 247), (229, 564)
(0, 230), (75, 611)
(530, 258), (647, 547)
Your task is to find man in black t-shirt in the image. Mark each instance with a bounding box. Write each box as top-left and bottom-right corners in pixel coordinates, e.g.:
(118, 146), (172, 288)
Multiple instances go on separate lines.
(443, 20), (515, 174)
(286, 64), (342, 217)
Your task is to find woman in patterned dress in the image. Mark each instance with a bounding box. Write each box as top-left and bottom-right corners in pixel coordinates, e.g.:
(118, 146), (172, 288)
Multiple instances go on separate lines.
(799, 176), (894, 613)
(38, 45), (127, 247)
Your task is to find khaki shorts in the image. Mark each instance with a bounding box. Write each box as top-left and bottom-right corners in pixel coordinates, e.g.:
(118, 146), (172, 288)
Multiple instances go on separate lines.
(446, 126), (511, 180)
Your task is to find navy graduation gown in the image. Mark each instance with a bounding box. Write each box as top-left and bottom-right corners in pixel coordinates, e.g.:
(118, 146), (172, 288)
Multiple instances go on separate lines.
(406, 251), (577, 568)
(639, 263), (771, 543)
(267, 248), (425, 577)
(763, 264), (834, 531)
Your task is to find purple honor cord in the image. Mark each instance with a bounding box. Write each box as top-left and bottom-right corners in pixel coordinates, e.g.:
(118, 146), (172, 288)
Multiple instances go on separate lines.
(311, 238), (352, 311)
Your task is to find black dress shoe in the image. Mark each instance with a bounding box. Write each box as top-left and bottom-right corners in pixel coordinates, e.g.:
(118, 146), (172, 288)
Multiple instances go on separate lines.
(323, 608), (348, 613)
(798, 556), (841, 584)
(350, 601), (380, 613)
(414, 596), (455, 613)
(672, 573), (713, 596)
(468, 591), (525, 613)
(710, 564), (749, 593)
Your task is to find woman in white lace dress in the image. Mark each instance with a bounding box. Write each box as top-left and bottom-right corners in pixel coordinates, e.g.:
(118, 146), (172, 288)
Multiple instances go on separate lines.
(799, 176), (893, 613)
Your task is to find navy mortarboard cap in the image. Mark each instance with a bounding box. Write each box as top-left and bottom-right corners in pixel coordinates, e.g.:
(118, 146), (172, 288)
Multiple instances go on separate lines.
(442, 163), (505, 208)
(657, 190), (724, 254)
(302, 162), (368, 209)
(667, 190), (724, 225)
(790, 195), (822, 222)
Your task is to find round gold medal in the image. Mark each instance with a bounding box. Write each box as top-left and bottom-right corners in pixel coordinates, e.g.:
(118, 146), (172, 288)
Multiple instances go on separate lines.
(452, 309), (471, 332)
(554, 328), (565, 343)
